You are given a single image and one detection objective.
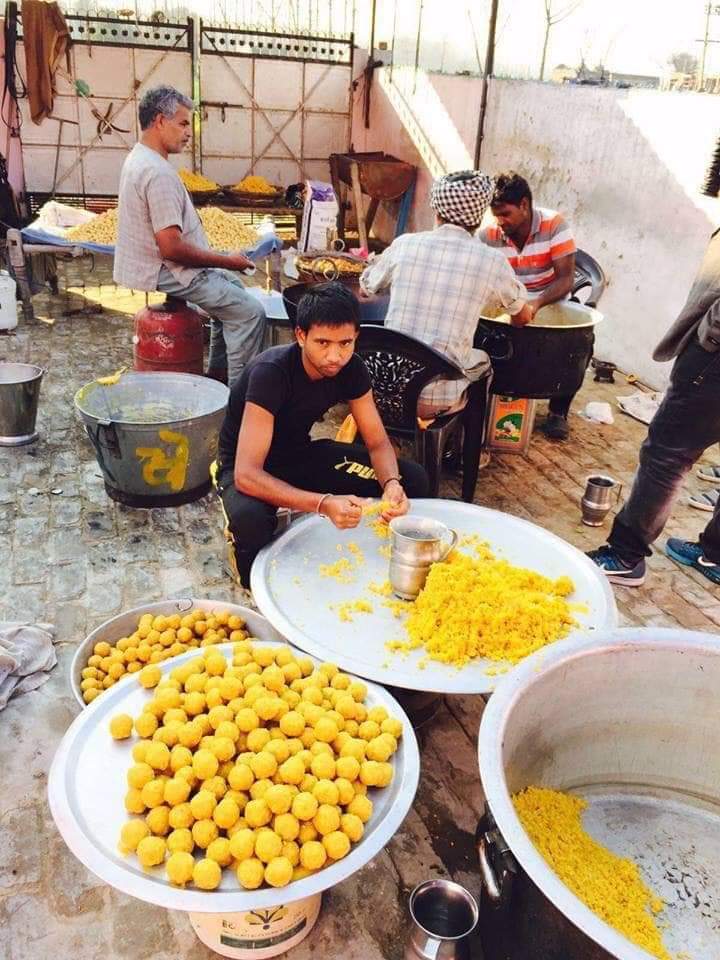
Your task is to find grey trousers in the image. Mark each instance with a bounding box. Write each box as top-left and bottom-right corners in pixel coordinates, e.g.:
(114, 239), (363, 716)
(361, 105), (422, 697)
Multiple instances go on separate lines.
(157, 267), (266, 386)
(609, 337), (720, 564)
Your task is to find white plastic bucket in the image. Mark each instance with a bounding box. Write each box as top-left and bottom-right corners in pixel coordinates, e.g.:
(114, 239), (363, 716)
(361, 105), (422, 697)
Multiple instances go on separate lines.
(0, 272), (17, 330)
(188, 892), (322, 959)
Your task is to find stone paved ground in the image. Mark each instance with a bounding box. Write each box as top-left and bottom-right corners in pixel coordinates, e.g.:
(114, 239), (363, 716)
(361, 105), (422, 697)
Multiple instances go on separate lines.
(1, 258), (718, 960)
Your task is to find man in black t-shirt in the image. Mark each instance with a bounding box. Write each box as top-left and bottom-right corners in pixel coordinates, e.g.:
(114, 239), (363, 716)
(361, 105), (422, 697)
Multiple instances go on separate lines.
(215, 282), (429, 586)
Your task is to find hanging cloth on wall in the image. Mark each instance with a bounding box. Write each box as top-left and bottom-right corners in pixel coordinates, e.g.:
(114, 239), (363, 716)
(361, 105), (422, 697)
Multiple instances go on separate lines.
(20, 0), (70, 124)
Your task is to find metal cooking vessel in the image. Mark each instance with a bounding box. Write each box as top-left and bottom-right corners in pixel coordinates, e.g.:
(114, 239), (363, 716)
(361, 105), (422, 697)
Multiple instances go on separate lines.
(69, 598), (284, 708)
(74, 372), (228, 507)
(0, 361), (44, 445)
(477, 628), (720, 960)
(474, 301), (603, 398)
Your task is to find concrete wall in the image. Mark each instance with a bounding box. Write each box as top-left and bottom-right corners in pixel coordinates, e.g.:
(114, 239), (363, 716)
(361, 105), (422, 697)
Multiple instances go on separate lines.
(352, 70), (720, 389)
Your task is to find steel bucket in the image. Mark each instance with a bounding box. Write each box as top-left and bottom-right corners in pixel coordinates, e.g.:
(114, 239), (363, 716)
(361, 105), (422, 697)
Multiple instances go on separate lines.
(477, 629), (720, 960)
(0, 362), (44, 446)
(74, 371), (229, 506)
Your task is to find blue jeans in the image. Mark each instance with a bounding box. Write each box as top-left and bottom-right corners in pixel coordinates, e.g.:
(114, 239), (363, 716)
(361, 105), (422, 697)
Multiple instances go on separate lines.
(609, 337), (720, 564)
(157, 267), (266, 385)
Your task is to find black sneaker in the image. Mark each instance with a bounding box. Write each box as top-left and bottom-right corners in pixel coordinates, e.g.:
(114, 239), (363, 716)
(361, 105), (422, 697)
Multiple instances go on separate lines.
(586, 544), (646, 586)
(543, 413), (570, 441)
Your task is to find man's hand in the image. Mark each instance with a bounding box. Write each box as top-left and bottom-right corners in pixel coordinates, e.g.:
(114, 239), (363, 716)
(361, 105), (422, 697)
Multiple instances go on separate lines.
(320, 494), (365, 529)
(380, 479), (409, 521)
(357, 285), (371, 301)
(227, 252), (254, 272)
(511, 302), (535, 327)
(155, 226), (257, 272)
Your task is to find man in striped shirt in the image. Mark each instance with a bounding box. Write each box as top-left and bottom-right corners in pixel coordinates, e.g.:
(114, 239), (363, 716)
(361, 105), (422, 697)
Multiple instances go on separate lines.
(481, 172), (578, 440)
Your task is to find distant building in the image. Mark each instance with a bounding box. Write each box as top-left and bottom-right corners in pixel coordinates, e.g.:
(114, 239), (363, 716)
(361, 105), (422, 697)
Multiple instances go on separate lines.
(550, 64), (576, 84)
(551, 63), (660, 89)
(607, 71), (660, 90)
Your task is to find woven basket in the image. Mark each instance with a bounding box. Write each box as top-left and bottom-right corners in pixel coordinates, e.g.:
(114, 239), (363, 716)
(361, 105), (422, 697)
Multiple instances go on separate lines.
(222, 186), (285, 207)
(294, 252), (366, 285)
(189, 189), (221, 206)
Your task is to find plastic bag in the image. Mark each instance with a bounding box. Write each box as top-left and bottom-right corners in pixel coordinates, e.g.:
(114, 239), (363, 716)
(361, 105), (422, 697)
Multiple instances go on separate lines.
(583, 401), (614, 424)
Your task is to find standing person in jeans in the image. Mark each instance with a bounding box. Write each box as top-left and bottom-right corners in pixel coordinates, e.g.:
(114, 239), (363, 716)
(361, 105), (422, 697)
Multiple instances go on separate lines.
(588, 228), (720, 586)
(114, 85), (266, 385)
(215, 282), (429, 586)
(481, 172), (578, 440)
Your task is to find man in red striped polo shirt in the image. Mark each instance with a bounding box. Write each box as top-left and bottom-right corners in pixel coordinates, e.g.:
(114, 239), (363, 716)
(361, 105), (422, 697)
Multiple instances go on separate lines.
(481, 172), (578, 440)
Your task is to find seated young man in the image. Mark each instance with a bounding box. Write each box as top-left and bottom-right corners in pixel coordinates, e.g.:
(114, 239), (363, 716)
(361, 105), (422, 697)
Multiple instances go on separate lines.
(215, 282), (430, 585)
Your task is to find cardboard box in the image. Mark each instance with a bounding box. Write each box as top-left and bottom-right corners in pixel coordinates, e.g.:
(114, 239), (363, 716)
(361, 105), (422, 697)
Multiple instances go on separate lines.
(486, 395), (536, 455)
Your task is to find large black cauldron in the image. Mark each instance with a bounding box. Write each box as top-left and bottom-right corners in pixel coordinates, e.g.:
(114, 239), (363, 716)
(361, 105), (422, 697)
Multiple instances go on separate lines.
(474, 301), (602, 398)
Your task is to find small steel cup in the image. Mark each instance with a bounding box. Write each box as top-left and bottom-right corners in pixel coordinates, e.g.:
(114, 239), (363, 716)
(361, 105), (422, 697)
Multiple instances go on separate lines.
(405, 879), (479, 960)
(389, 516), (458, 600)
(581, 474), (622, 526)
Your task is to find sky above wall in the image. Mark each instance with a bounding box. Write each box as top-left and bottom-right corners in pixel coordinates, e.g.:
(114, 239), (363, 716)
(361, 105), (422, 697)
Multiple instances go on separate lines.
(56, 0), (719, 79)
(387, 0), (718, 79)
(516, 0), (711, 76)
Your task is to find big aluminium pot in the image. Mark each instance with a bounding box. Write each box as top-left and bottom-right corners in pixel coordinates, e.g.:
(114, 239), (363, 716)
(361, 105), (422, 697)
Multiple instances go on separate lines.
(474, 301), (603, 398)
(477, 629), (720, 960)
(74, 372), (229, 507)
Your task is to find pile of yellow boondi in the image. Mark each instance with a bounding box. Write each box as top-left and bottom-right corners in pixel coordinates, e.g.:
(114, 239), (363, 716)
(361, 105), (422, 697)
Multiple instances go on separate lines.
(232, 174), (277, 194)
(178, 168), (219, 192)
(387, 546), (576, 667)
(513, 787), (671, 960)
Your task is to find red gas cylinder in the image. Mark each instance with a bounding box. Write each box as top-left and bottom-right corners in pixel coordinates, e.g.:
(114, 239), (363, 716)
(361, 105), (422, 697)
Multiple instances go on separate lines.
(133, 296), (204, 375)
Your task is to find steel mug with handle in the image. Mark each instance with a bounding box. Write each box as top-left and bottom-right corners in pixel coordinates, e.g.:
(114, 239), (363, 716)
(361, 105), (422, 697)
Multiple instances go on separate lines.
(405, 879), (479, 960)
(580, 474), (622, 527)
(389, 516), (458, 600)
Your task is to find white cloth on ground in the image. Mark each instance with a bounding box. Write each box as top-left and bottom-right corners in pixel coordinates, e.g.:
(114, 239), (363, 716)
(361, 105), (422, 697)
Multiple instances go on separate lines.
(0, 621), (58, 710)
(616, 390), (664, 425)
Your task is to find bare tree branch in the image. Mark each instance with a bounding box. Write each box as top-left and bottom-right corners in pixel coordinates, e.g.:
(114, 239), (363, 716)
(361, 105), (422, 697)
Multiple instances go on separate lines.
(548, 0), (583, 26)
(540, 0), (583, 80)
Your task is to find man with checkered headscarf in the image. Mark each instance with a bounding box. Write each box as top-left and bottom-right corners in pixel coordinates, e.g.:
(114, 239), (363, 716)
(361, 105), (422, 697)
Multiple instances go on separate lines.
(430, 170), (495, 228)
(360, 170), (532, 418)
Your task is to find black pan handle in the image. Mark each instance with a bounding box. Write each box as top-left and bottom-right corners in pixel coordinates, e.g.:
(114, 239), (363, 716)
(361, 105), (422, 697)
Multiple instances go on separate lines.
(476, 327), (513, 362)
(475, 813), (517, 911)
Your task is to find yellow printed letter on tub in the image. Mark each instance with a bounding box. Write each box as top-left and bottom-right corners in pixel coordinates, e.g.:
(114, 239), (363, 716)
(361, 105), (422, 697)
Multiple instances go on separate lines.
(136, 429), (190, 491)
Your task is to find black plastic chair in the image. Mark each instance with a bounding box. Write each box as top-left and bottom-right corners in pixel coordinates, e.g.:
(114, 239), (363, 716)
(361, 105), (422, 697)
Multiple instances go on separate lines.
(356, 325), (491, 501)
(571, 249), (607, 307)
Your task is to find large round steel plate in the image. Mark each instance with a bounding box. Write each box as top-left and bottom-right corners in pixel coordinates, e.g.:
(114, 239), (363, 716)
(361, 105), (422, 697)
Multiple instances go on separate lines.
(49, 641), (420, 912)
(251, 499), (617, 695)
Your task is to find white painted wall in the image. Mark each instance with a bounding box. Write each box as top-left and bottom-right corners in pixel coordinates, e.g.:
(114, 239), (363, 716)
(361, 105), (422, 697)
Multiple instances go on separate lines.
(352, 70), (720, 389)
(479, 80), (720, 389)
